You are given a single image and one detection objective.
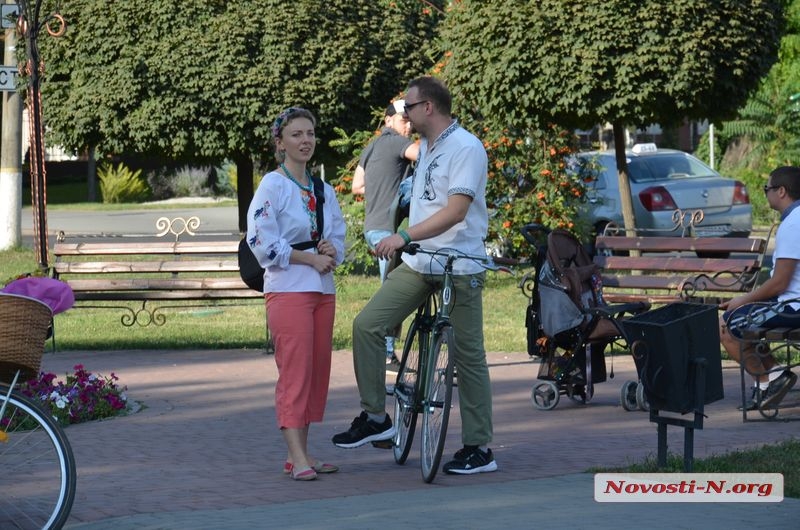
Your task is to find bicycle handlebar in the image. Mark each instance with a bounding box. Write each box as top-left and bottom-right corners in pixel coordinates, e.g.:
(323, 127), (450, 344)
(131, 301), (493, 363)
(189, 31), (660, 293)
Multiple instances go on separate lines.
(401, 244), (516, 274)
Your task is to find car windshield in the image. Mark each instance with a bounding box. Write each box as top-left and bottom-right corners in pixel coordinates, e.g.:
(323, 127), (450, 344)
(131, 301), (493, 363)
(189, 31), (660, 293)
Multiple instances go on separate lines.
(627, 154), (716, 182)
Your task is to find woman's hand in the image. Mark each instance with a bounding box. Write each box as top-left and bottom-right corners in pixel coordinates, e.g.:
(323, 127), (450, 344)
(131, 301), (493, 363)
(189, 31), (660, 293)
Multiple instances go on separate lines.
(316, 239), (336, 259)
(312, 253), (337, 274)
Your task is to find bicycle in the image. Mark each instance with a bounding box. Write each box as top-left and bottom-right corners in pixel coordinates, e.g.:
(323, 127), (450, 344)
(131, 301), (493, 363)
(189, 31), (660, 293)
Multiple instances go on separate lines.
(1, 293), (77, 530)
(390, 245), (512, 483)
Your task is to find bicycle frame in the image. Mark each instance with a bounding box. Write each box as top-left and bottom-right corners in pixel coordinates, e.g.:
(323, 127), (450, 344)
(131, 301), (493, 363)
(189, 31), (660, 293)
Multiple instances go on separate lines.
(400, 251), (461, 407)
(393, 245), (507, 482)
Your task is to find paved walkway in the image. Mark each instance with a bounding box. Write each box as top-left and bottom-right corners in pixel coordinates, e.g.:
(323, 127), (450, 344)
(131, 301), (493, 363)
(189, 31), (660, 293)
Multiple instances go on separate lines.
(30, 348), (798, 529)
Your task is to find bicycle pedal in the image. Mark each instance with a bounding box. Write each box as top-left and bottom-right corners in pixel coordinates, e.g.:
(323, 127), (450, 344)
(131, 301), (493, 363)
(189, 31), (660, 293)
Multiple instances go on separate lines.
(371, 440), (393, 449)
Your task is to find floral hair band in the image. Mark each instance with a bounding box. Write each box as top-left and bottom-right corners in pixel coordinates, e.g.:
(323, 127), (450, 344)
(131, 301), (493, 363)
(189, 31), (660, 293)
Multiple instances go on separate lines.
(271, 107), (304, 140)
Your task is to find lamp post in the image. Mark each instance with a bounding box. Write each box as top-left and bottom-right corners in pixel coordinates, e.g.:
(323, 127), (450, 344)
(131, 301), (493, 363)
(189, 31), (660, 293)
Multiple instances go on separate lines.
(15, 0), (64, 269)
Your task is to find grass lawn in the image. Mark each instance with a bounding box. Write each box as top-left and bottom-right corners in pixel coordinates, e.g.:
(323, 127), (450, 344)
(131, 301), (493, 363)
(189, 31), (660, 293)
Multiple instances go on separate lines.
(1, 246), (528, 352)
(604, 438), (800, 498)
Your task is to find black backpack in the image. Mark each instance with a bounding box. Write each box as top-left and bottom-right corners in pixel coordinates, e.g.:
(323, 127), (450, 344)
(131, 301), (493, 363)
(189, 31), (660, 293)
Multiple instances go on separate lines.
(238, 176), (326, 292)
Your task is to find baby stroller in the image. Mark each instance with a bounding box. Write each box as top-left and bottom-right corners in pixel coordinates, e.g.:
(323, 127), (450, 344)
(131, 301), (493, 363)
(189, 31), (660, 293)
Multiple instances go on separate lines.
(518, 223), (650, 410)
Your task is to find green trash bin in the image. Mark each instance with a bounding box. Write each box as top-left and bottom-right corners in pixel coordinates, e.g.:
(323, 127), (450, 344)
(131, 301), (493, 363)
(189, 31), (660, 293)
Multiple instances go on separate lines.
(623, 302), (724, 414)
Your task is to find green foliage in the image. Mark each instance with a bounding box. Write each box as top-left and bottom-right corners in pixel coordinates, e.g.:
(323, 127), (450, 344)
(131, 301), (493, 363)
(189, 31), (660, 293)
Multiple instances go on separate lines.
(228, 165), (261, 194)
(436, 0), (782, 240)
(337, 199), (378, 276)
(479, 125), (594, 256)
(97, 163), (149, 204)
(172, 166), (213, 198)
(439, 0), (783, 132)
(696, 0), (800, 183)
(213, 161), (237, 198)
(1, 266), (47, 289)
(736, 167), (782, 226)
(147, 166), (213, 200)
(35, 0), (443, 170)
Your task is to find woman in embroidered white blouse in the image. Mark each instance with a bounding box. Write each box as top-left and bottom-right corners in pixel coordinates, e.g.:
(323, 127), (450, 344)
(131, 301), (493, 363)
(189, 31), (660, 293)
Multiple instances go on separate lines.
(246, 107), (346, 481)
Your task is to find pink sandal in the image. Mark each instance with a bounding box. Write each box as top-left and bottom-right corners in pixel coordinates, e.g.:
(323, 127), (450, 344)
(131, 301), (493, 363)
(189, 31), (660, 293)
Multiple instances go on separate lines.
(284, 461), (339, 474)
(290, 466), (317, 481)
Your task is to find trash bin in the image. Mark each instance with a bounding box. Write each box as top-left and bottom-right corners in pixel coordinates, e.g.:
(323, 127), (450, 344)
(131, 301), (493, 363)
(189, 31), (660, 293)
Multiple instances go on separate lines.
(623, 303), (724, 414)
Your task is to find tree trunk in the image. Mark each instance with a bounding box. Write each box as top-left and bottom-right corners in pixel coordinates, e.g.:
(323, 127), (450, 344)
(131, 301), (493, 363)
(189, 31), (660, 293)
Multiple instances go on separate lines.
(87, 145), (97, 201)
(235, 154), (254, 233)
(613, 122), (636, 235)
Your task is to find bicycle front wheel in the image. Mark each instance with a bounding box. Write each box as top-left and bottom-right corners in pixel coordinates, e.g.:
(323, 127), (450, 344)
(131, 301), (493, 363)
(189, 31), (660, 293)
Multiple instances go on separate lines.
(393, 316), (426, 464)
(0, 385), (77, 530)
(420, 325), (455, 483)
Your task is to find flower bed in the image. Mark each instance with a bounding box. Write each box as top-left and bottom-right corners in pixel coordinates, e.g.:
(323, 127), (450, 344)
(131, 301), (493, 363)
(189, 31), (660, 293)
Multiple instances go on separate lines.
(19, 365), (130, 426)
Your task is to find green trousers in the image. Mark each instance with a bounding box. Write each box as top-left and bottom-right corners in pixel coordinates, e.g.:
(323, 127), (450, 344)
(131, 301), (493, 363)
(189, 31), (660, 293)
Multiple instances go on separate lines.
(352, 263), (493, 446)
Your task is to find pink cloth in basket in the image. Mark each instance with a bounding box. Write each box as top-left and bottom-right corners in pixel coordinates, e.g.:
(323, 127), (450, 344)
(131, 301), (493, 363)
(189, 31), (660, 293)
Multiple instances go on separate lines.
(1, 277), (75, 314)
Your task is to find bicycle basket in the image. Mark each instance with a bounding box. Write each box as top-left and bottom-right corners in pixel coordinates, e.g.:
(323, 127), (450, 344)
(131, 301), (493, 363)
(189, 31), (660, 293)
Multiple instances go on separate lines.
(0, 293), (53, 383)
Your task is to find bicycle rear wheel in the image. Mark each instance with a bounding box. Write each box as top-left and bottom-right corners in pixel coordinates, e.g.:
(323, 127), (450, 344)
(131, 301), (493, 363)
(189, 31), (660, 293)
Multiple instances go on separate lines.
(420, 325), (455, 483)
(393, 315), (426, 464)
(0, 384), (76, 530)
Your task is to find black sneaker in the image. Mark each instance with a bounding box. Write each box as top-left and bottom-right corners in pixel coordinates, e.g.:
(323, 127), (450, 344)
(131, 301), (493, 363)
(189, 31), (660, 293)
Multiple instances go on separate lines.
(443, 446), (498, 475)
(761, 370), (797, 409)
(738, 386), (761, 411)
(450, 446), (470, 461)
(332, 411), (395, 448)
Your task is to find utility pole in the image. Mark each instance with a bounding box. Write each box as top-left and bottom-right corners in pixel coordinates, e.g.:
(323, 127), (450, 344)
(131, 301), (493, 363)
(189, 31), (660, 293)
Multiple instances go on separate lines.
(0, 3), (21, 250)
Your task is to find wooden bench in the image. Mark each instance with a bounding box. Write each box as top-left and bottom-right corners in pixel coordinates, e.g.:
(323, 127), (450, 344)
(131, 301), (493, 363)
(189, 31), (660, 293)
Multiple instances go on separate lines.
(729, 298), (800, 421)
(51, 216), (264, 329)
(593, 228), (773, 305)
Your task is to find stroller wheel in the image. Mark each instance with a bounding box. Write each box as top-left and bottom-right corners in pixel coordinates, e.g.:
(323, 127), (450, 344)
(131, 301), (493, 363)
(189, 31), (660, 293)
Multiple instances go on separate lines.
(636, 382), (650, 411)
(531, 381), (560, 410)
(757, 404), (780, 419)
(620, 380), (638, 411)
(567, 384), (586, 404)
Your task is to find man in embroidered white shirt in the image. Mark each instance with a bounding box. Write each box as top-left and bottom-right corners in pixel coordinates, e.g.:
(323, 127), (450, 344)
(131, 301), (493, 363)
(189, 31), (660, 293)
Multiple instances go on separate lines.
(333, 76), (497, 475)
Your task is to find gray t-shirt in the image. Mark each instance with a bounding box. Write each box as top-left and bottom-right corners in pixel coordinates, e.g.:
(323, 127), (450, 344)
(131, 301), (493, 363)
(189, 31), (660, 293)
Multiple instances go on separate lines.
(359, 127), (413, 232)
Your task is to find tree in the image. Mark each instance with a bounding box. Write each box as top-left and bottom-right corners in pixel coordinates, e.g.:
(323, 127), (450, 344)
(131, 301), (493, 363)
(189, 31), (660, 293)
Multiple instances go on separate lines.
(439, 0), (783, 233)
(698, 0), (800, 172)
(35, 0), (443, 229)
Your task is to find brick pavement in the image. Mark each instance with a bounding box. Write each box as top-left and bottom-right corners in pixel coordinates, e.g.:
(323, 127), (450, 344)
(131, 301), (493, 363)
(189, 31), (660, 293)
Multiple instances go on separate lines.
(34, 348), (799, 528)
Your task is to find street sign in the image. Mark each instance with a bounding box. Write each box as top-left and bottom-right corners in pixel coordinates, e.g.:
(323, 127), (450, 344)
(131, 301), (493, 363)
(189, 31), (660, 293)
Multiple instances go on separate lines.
(0, 66), (18, 91)
(1, 4), (20, 29)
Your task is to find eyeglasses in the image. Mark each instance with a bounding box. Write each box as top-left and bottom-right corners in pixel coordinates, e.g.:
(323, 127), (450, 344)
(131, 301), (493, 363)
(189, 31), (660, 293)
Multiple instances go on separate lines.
(763, 184), (781, 194)
(403, 100), (429, 113)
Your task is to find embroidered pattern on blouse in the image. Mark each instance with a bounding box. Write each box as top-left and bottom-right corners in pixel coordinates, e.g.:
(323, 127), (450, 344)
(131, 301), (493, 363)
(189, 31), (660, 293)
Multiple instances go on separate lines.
(301, 190), (319, 240)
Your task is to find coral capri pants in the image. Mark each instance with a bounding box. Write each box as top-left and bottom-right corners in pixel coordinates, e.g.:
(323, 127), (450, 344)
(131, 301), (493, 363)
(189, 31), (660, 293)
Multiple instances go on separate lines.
(266, 292), (335, 429)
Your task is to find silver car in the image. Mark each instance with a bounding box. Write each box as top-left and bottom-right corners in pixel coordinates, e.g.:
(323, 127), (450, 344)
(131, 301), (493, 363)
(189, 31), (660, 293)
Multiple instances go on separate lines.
(578, 144), (752, 238)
